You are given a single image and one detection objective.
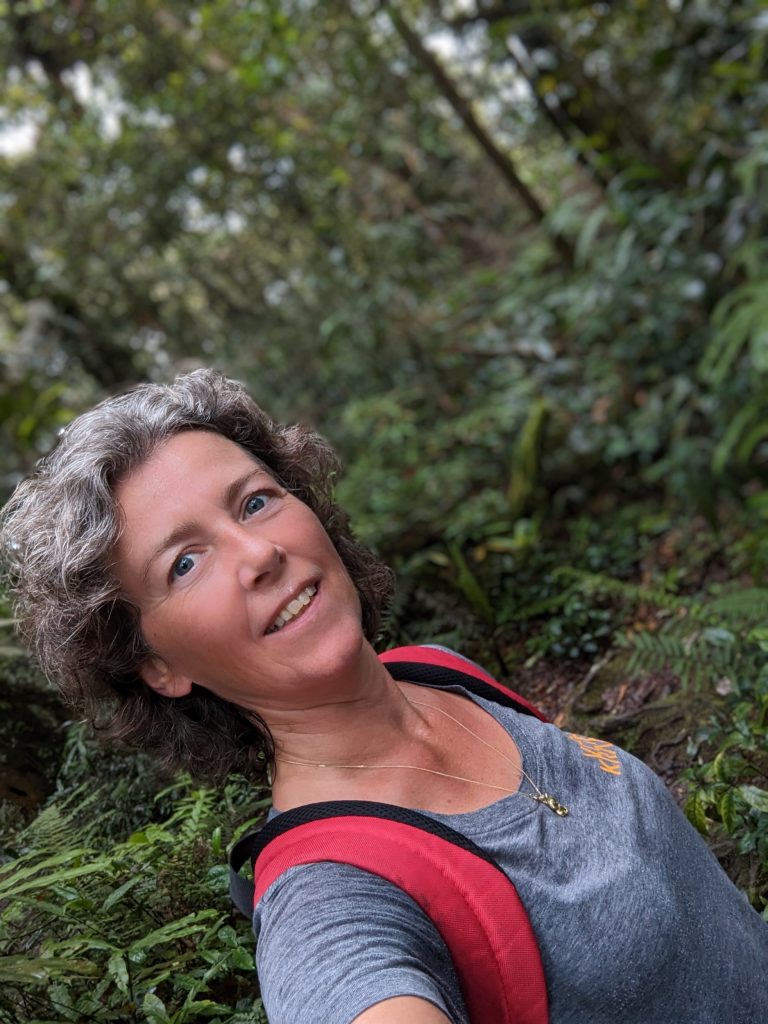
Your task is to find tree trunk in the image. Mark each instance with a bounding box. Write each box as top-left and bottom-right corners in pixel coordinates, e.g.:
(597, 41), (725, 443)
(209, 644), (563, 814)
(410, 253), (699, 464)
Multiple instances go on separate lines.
(385, 5), (574, 266)
(505, 34), (611, 191)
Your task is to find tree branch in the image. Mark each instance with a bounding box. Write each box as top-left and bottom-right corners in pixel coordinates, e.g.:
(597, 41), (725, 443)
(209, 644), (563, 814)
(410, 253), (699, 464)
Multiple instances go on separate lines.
(385, 5), (574, 265)
(448, 0), (610, 31)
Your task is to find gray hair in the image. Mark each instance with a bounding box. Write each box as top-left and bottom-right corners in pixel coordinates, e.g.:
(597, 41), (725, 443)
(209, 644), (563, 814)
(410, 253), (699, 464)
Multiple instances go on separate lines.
(0, 369), (394, 784)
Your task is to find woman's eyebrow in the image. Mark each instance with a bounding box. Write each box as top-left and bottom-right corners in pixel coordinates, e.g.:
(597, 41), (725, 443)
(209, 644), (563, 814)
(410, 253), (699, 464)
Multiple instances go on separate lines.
(141, 521), (199, 584)
(140, 469), (265, 582)
(222, 468), (266, 509)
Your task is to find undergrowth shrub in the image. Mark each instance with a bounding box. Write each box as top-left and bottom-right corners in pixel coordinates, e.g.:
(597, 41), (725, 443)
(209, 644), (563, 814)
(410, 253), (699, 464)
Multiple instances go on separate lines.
(683, 645), (768, 917)
(0, 772), (268, 1024)
(390, 508), (768, 916)
(562, 570), (768, 915)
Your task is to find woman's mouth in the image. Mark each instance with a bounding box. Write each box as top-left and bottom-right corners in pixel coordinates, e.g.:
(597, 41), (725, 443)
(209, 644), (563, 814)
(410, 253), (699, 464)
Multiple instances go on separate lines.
(266, 583), (318, 634)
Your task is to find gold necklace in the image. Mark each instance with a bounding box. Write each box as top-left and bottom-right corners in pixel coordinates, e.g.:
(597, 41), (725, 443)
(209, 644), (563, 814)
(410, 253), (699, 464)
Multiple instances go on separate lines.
(409, 698), (568, 816)
(275, 695), (569, 817)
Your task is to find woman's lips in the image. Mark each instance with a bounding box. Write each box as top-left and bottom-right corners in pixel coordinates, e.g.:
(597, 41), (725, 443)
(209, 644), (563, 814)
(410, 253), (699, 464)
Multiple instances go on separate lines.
(265, 582), (320, 635)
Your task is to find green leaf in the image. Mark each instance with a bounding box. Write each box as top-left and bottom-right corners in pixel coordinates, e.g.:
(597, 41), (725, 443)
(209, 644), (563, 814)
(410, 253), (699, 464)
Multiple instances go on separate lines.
(143, 991), (172, 1024)
(103, 873), (145, 911)
(712, 750), (728, 783)
(0, 854), (106, 899)
(751, 325), (768, 372)
(107, 952), (130, 995)
(717, 788), (739, 832)
(446, 543), (494, 624)
(740, 785), (768, 813)
(507, 398), (549, 519)
(685, 792), (709, 835)
(702, 627), (736, 646)
(129, 910), (222, 952)
(177, 999), (233, 1018)
(0, 954), (99, 984)
(230, 945), (257, 971)
(747, 626), (768, 652)
(575, 204), (611, 268)
(216, 925), (238, 947)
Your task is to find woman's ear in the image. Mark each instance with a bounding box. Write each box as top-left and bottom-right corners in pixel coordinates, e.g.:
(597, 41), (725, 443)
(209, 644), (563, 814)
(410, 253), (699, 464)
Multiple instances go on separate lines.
(139, 656), (193, 698)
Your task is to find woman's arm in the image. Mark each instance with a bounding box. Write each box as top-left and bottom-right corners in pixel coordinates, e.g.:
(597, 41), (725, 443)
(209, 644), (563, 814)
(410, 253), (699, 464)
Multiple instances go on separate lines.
(353, 996), (454, 1023)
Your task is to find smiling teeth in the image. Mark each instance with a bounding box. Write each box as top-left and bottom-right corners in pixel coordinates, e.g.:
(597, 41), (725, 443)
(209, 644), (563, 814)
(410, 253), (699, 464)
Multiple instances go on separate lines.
(268, 585), (317, 633)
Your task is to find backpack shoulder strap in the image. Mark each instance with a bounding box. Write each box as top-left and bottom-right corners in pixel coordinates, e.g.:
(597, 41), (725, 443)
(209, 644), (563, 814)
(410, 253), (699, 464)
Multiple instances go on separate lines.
(230, 801), (548, 1024)
(378, 645), (547, 721)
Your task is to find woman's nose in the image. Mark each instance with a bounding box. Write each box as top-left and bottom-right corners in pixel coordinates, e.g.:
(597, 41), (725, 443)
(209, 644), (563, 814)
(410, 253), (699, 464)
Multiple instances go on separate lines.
(235, 531), (286, 589)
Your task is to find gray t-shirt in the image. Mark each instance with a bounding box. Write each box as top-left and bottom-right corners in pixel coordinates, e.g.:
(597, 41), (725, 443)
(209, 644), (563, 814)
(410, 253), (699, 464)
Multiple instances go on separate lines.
(253, 683), (768, 1024)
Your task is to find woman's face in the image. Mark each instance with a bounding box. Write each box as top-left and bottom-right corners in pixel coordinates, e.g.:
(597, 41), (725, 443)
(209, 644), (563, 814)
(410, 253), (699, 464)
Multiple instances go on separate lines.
(112, 430), (364, 715)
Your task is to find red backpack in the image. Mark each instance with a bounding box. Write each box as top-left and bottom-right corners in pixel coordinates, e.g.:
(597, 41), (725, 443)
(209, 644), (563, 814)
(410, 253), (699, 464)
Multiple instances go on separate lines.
(229, 645), (549, 1024)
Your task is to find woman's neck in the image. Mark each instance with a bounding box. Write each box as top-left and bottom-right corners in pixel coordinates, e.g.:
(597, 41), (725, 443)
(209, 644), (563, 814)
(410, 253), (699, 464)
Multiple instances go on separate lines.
(265, 657), (527, 816)
(270, 659), (421, 763)
(263, 645), (443, 806)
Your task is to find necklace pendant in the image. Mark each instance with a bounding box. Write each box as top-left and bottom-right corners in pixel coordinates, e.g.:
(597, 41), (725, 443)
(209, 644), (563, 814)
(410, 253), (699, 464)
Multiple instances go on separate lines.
(535, 793), (569, 817)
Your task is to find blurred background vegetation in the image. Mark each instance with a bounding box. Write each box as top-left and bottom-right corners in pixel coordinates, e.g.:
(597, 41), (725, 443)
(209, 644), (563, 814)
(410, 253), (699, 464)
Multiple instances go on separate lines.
(1, 1), (767, 1020)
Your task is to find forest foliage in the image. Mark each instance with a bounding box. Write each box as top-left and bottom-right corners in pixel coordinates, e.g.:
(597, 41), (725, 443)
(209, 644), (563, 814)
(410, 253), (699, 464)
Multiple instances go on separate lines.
(1, 1), (767, 1021)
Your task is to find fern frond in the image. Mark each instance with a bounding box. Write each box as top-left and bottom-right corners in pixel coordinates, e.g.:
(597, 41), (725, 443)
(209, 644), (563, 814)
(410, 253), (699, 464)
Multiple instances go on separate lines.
(705, 588), (768, 626)
(18, 786), (106, 852)
(621, 618), (743, 689)
(554, 567), (694, 615)
(166, 787), (219, 844)
(558, 570), (768, 634)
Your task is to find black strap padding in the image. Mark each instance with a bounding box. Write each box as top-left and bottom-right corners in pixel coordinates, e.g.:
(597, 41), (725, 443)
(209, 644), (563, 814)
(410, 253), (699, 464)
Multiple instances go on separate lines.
(230, 852), (260, 918)
(381, 660), (538, 716)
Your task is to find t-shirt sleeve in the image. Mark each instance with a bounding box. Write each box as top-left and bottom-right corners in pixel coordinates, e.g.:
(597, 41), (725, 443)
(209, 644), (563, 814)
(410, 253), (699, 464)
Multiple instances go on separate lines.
(253, 862), (468, 1024)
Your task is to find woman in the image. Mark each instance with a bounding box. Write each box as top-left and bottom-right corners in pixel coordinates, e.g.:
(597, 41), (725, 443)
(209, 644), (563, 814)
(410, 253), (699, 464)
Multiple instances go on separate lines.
(2, 369), (766, 1024)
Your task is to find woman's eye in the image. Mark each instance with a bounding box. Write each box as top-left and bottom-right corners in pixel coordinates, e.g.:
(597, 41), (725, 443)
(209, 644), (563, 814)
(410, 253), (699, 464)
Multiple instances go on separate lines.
(244, 492), (270, 516)
(171, 552), (198, 580)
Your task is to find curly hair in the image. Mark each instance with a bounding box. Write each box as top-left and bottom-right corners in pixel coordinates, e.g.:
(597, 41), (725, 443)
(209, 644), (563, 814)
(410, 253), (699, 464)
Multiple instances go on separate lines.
(0, 369), (394, 786)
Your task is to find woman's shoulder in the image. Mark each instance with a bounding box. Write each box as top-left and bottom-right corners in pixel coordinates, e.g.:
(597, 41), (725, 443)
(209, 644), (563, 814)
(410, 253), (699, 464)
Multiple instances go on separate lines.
(255, 862), (467, 1024)
(256, 858), (388, 909)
